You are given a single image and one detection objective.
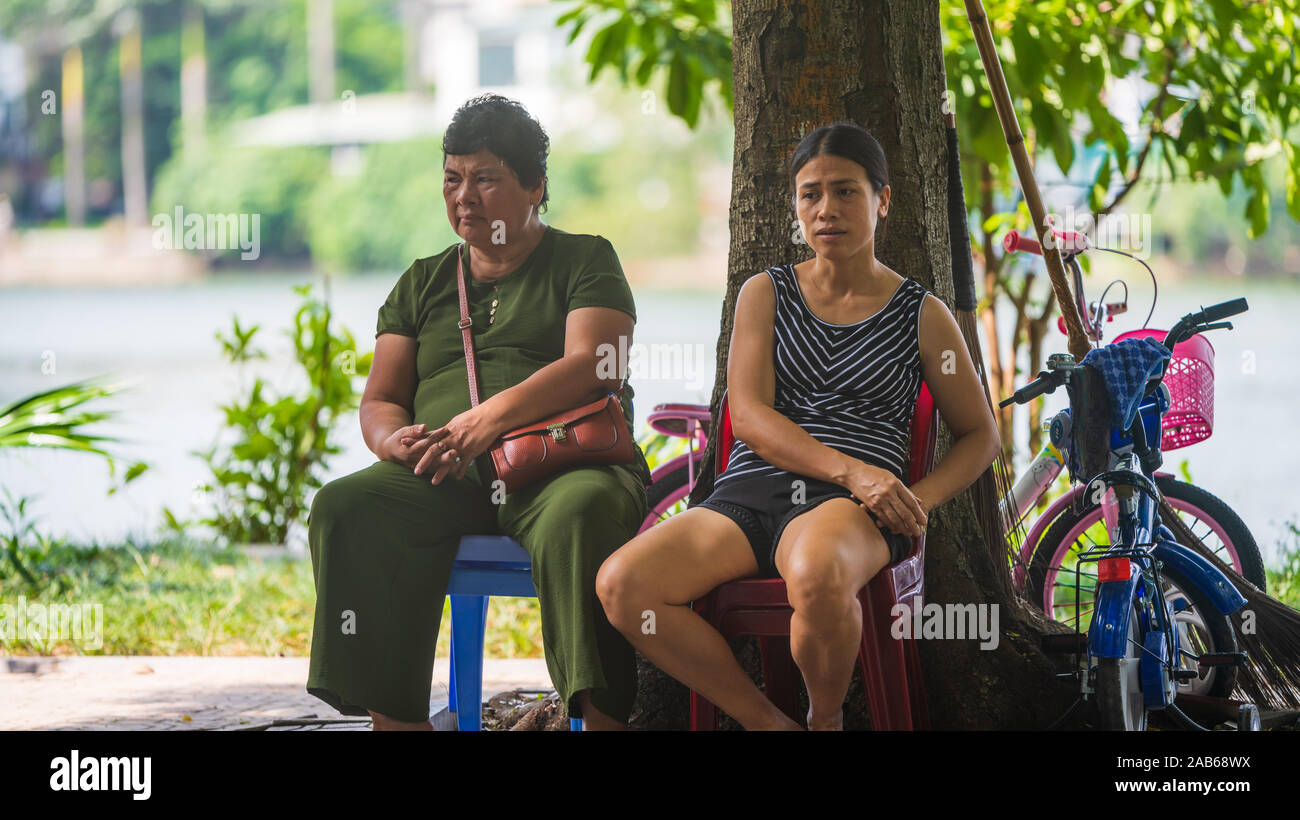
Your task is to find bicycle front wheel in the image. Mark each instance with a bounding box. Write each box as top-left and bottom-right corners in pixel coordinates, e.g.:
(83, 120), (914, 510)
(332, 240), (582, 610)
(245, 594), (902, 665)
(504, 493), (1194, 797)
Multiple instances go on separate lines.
(1093, 564), (1238, 731)
(1095, 596), (1148, 731)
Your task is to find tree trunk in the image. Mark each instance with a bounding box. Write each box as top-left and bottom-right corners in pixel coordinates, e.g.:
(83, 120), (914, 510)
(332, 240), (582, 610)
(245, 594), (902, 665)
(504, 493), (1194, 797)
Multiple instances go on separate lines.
(60, 45), (85, 227)
(633, 0), (1084, 730)
(117, 11), (147, 228)
(307, 0), (336, 105)
(181, 5), (207, 157)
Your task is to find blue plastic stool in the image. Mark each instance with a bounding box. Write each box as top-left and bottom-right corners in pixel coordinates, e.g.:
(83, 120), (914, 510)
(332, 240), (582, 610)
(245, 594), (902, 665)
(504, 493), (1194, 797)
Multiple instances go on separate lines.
(447, 535), (583, 731)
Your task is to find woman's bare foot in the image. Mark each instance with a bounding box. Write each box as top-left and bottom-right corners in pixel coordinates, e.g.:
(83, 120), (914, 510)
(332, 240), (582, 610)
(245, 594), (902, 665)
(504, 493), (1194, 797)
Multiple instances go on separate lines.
(368, 710), (433, 731)
(750, 713), (805, 731)
(806, 706), (844, 731)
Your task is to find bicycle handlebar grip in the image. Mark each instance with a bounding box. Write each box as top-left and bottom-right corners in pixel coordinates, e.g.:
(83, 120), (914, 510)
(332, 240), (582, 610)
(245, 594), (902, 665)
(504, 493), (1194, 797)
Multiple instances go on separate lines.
(1003, 230), (1042, 256)
(1051, 228), (1091, 254)
(1002, 228), (1091, 257)
(1199, 297), (1249, 323)
(1004, 371), (1054, 406)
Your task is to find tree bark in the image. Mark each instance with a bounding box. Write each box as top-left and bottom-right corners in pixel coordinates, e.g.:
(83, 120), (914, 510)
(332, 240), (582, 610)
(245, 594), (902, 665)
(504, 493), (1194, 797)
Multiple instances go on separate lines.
(634, 0), (1085, 730)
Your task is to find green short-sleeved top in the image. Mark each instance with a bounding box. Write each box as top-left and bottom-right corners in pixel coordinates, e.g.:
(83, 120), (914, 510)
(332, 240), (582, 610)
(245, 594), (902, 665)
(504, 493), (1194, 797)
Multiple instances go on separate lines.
(375, 225), (651, 488)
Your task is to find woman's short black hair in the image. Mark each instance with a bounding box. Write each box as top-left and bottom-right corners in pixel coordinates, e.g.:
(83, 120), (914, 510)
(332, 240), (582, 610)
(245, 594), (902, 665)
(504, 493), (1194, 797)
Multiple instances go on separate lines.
(442, 94), (551, 212)
(789, 122), (889, 194)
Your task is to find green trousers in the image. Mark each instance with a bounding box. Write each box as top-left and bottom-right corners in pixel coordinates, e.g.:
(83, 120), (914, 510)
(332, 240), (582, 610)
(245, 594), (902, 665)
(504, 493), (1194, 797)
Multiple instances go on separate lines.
(305, 458), (647, 724)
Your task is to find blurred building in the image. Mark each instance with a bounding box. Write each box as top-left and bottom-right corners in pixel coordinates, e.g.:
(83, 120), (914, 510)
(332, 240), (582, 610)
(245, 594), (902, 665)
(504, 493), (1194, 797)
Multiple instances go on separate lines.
(236, 0), (591, 153)
(0, 35), (34, 224)
(417, 0), (570, 128)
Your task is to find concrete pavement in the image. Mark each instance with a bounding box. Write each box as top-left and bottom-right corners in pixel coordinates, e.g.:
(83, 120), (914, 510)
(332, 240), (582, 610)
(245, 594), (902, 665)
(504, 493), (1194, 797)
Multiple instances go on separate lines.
(0, 656), (554, 731)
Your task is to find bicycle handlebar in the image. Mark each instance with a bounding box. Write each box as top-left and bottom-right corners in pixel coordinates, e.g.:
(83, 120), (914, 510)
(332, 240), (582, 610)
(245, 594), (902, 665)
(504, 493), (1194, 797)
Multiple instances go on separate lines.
(1163, 298), (1250, 350)
(1198, 297), (1249, 324)
(1001, 297), (1249, 408)
(998, 368), (1067, 408)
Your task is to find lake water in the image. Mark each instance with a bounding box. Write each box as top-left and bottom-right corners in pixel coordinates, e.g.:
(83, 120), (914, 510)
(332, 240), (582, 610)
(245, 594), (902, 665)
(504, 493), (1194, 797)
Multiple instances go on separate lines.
(1, 271), (1297, 565)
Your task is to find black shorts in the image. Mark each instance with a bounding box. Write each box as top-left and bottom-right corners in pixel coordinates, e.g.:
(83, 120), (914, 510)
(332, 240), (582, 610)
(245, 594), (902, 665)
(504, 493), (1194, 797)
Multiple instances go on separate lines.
(695, 472), (912, 578)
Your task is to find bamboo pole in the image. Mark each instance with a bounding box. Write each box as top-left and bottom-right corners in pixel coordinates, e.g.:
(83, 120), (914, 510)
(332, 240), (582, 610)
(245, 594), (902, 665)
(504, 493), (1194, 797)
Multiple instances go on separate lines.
(963, 0), (1090, 361)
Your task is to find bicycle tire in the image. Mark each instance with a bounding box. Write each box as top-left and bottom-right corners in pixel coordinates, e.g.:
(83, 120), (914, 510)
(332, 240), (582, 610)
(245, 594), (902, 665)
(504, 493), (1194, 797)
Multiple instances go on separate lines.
(1095, 598), (1147, 731)
(1028, 476), (1264, 627)
(640, 464), (691, 533)
(1094, 562), (1238, 731)
(1150, 476), (1265, 589)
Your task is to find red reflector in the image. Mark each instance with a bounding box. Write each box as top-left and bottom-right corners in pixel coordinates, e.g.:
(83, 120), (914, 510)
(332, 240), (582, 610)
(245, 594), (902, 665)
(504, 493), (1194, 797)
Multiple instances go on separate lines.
(1097, 558), (1131, 582)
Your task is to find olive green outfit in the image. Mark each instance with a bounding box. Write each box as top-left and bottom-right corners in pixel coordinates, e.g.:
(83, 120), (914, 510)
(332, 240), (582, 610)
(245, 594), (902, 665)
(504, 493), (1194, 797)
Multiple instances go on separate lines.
(306, 227), (651, 723)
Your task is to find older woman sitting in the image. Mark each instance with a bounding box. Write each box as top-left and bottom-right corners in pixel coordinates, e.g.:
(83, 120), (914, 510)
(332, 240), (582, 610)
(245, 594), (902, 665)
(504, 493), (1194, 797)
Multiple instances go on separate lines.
(305, 94), (651, 731)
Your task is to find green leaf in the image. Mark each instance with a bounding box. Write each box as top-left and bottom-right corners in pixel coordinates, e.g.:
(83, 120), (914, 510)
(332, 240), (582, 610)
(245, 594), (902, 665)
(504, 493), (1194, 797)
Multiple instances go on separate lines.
(1090, 152), (1112, 212)
(123, 461), (148, 483)
(585, 24), (612, 81)
(1245, 180), (1270, 238)
(598, 17), (631, 82)
(666, 51), (690, 124)
(634, 53), (656, 86)
(232, 434), (276, 461)
(1286, 143), (1300, 223)
(161, 507), (185, 533)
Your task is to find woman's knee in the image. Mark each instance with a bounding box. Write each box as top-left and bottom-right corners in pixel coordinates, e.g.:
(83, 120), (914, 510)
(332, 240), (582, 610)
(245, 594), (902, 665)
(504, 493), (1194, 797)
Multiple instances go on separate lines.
(595, 546), (648, 633)
(307, 476), (357, 538)
(531, 468), (643, 531)
(782, 540), (864, 617)
(519, 471), (644, 575)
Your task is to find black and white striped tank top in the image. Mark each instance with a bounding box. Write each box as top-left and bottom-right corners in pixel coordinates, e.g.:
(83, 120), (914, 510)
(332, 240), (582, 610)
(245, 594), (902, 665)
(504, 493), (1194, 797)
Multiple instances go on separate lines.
(714, 263), (930, 487)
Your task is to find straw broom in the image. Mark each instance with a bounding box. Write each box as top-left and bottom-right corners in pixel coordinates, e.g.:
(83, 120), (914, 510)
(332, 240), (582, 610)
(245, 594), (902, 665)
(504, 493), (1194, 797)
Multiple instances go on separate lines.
(1160, 505), (1300, 710)
(945, 107), (1019, 600)
(964, 0), (1300, 711)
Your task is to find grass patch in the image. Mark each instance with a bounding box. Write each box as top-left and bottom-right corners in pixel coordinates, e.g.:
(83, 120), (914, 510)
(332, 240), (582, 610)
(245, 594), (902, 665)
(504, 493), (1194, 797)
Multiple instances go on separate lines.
(1, 534), (544, 658)
(1266, 520), (1300, 611)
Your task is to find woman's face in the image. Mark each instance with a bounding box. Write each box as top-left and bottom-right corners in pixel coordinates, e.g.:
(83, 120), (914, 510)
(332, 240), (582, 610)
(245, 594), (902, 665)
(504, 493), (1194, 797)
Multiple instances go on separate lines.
(443, 148), (545, 246)
(793, 153), (890, 259)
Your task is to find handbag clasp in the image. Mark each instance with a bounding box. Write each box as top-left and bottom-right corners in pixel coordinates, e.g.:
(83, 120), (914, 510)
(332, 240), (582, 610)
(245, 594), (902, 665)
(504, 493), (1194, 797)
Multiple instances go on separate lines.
(547, 423), (567, 442)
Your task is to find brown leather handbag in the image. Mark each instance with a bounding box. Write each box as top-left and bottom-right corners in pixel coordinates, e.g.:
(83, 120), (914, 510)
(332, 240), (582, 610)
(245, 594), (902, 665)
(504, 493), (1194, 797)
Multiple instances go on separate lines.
(454, 243), (637, 494)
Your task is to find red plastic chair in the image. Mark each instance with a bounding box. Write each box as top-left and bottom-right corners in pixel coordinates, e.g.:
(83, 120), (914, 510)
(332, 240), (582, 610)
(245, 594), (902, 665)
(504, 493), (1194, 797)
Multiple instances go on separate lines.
(689, 383), (939, 730)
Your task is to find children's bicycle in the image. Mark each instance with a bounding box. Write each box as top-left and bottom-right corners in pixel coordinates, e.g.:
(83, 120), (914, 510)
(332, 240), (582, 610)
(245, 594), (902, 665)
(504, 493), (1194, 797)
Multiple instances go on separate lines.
(999, 294), (1252, 731)
(997, 227), (1264, 651)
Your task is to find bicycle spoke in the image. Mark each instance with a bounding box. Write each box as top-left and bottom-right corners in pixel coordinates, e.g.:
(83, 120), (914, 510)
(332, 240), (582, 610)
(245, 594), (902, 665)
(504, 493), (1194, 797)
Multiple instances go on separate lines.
(1053, 604), (1095, 629)
(1056, 571), (1098, 581)
(1174, 509), (1228, 555)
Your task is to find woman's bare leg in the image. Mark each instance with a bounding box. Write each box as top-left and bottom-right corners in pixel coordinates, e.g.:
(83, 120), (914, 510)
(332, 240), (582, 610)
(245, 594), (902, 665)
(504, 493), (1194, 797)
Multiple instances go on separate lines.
(774, 498), (891, 730)
(572, 691), (625, 731)
(597, 508), (801, 730)
(368, 710), (433, 731)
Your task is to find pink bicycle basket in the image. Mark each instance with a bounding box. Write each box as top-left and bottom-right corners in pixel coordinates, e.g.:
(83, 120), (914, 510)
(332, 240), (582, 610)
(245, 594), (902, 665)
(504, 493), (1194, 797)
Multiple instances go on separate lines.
(1113, 328), (1215, 450)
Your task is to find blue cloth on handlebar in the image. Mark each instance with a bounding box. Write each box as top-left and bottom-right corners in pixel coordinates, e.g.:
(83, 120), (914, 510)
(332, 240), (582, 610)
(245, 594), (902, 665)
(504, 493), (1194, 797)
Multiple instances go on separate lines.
(1079, 337), (1171, 432)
